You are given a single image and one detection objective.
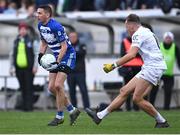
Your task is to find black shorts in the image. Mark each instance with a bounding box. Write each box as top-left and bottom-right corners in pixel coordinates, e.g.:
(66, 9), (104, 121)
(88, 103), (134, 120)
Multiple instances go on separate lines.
(50, 65), (72, 75)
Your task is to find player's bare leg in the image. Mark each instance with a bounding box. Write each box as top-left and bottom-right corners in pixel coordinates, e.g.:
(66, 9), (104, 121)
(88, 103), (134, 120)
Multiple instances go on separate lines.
(86, 77), (169, 128)
(106, 77), (137, 112)
(47, 73), (64, 126)
(86, 77), (137, 124)
(47, 72), (80, 126)
(133, 78), (169, 128)
(57, 72), (81, 125)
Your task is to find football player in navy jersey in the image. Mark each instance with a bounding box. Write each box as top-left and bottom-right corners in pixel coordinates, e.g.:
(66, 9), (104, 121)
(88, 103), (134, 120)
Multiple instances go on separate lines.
(36, 5), (80, 126)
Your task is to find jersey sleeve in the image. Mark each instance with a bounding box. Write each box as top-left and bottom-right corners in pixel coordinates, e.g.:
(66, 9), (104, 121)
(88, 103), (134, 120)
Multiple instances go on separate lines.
(131, 33), (142, 48)
(53, 23), (66, 43)
(38, 23), (45, 41)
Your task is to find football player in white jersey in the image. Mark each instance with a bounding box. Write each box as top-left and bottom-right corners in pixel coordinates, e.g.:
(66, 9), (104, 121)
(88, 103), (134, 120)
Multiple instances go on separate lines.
(86, 14), (169, 128)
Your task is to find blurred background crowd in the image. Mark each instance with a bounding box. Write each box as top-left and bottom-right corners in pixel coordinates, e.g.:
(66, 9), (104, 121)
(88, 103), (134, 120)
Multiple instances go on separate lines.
(0, 0), (167, 16)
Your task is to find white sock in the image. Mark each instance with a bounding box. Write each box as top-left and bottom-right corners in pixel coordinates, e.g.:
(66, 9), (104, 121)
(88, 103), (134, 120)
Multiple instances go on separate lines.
(69, 107), (76, 114)
(154, 112), (166, 123)
(56, 115), (64, 119)
(97, 108), (109, 119)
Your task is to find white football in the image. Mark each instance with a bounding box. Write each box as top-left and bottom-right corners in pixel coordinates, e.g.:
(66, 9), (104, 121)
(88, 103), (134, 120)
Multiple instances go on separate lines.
(40, 54), (56, 69)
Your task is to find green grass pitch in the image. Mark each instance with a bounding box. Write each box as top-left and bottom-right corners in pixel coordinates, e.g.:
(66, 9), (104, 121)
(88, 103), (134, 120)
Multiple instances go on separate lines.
(0, 110), (179, 134)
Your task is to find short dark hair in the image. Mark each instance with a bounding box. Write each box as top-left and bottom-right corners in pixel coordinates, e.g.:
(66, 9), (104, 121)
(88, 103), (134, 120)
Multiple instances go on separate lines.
(141, 22), (153, 32)
(38, 5), (52, 17)
(126, 14), (141, 24)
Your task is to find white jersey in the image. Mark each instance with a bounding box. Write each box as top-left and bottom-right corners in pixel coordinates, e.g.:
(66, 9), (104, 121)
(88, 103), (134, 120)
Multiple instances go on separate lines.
(131, 26), (167, 69)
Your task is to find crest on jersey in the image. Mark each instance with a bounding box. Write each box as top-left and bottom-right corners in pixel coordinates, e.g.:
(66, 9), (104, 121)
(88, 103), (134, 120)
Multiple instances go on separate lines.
(58, 31), (62, 36)
(133, 35), (138, 41)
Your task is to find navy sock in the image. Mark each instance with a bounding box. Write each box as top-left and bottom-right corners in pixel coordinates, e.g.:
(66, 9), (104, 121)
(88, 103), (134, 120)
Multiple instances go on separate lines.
(56, 111), (64, 119)
(66, 104), (74, 113)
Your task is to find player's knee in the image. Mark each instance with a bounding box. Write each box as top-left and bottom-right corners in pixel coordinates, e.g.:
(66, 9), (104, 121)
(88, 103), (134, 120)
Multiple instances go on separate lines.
(48, 84), (55, 93)
(54, 83), (64, 91)
(132, 95), (141, 104)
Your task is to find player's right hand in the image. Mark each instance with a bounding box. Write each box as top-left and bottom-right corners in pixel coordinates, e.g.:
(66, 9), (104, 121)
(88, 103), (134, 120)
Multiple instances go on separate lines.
(103, 63), (116, 73)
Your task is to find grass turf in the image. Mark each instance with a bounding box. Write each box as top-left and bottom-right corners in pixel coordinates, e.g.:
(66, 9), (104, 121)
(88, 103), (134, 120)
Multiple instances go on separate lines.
(0, 110), (179, 134)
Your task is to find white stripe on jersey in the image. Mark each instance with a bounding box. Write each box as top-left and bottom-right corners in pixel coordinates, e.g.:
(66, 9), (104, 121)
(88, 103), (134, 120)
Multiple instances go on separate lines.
(49, 44), (61, 47)
(52, 50), (60, 53)
(48, 43), (60, 53)
(67, 58), (72, 67)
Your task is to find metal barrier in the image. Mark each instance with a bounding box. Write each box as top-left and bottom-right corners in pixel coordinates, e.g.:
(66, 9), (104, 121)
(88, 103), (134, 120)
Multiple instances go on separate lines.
(0, 74), (180, 110)
(0, 75), (48, 111)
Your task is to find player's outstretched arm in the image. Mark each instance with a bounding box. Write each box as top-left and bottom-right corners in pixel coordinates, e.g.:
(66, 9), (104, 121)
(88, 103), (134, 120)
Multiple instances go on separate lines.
(103, 46), (139, 73)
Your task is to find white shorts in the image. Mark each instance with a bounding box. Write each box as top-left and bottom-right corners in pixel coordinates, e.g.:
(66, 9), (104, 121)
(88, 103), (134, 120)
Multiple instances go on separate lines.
(135, 67), (165, 86)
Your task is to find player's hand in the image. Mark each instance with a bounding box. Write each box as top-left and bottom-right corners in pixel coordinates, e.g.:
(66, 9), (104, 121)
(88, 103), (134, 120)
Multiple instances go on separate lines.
(38, 53), (44, 66)
(103, 63), (116, 73)
(46, 62), (58, 71)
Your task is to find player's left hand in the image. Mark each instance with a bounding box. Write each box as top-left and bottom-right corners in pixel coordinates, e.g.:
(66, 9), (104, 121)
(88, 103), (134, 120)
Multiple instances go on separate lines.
(103, 63), (116, 73)
(46, 62), (58, 71)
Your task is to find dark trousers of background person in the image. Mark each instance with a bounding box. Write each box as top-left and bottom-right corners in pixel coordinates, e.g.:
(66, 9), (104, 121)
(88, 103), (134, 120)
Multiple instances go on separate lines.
(124, 72), (139, 111)
(120, 67), (141, 111)
(67, 73), (90, 109)
(16, 69), (34, 111)
(149, 75), (174, 110)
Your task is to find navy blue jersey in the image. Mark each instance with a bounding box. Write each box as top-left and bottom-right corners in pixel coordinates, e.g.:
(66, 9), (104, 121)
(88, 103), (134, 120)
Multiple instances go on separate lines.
(38, 19), (76, 69)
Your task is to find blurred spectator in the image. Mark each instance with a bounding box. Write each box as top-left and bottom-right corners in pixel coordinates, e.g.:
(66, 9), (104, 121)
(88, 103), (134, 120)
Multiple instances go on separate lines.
(11, 0), (21, 9)
(105, 0), (121, 11)
(149, 32), (180, 110)
(26, 4), (35, 18)
(94, 0), (106, 11)
(63, 0), (85, 11)
(78, 0), (94, 11)
(128, 0), (137, 10)
(136, 0), (157, 9)
(63, 0), (94, 12)
(18, 0), (33, 14)
(9, 22), (39, 111)
(145, 0), (158, 9)
(118, 34), (143, 111)
(119, 0), (136, 10)
(26, 4), (39, 41)
(0, 0), (7, 13)
(136, 0), (147, 9)
(67, 31), (90, 109)
(119, 0), (129, 10)
(3, 1), (17, 14)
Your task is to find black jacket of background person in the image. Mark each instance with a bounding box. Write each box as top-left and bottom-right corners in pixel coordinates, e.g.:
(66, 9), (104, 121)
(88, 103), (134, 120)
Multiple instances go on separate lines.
(72, 41), (86, 73)
(13, 35), (34, 70)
